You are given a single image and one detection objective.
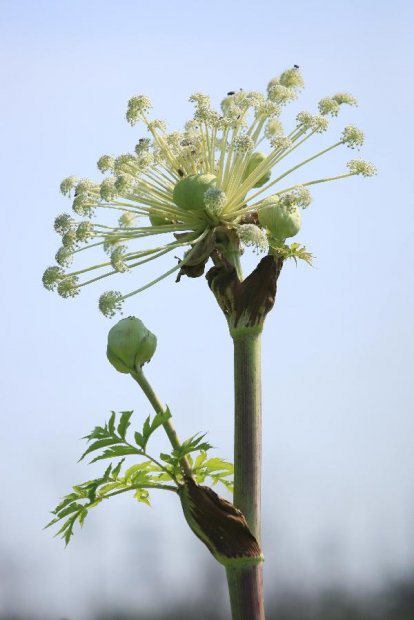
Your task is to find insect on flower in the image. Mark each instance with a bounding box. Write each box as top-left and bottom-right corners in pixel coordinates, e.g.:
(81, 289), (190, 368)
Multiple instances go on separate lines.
(43, 66), (376, 318)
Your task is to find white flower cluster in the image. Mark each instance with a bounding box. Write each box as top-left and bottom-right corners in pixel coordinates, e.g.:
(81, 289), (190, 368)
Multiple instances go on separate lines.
(204, 188), (227, 218)
(44, 66), (375, 317)
(341, 126), (364, 149)
(238, 224), (269, 255)
(347, 159), (377, 177)
(125, 95), (153, 125)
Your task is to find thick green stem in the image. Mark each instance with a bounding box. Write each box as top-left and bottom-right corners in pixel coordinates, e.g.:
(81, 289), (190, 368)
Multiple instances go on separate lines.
(131, 368), (192, 477)
(226, 329), (265, 619)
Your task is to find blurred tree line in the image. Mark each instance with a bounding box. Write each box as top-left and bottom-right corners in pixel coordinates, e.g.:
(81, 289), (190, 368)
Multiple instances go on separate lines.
(2, 574), (414, 620)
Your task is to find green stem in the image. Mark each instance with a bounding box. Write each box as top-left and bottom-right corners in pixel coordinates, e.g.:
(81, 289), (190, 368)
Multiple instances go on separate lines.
(219, 235), (244, 280)
(131, 368), (193, 478)
(226, 328), (265, 619)
(103, 483), (178, 500)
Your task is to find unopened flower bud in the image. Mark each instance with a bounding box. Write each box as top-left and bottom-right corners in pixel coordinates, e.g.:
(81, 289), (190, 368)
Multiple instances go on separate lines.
(148, 209), (173, 227)
(242, 152), (271, 188)
(257, 195), (301, 242)
(173, 174), (216, 211)
(107, 317), (157, 373)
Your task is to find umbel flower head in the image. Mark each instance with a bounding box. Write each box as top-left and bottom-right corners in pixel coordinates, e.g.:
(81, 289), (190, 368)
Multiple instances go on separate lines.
(43, 66), (376, 317)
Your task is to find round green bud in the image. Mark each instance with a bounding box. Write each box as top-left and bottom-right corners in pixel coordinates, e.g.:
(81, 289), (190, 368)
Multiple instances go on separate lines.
(257, 195), (301, 241)
(173, 174), (216, 211)
(107, 317), (157, 373)
(242, 152), (271, 188)
(148, 209), (173, 227)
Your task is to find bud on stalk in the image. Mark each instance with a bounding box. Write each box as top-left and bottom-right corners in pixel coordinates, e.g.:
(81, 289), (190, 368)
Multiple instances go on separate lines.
(107, 316), (157, 373)
(258, 194), (301, 243)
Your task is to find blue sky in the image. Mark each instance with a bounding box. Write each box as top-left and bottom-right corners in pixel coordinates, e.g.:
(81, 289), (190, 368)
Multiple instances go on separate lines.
(1, 1), (414, 618)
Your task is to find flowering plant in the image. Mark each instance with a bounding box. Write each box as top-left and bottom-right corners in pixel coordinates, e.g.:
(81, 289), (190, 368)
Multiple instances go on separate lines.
(45, 67), (375, 620)
(43, 66), (375, 318)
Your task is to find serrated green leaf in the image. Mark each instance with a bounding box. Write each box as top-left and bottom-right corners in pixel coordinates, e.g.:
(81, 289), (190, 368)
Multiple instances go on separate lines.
(159, 452), (175, 464)
(174, 433), (213, 458)
(111, 458), (125, 480)
(64, 517), (77, 546)
(194, 451), (208, 470)
(192, 442), (212, 453)
(124, 461), (153, 480)
(155, 471), (175, 481)
(131, 471), (153, 485)
(134, 488), (151, 506)
(90, 446), (142, 462)
(150, 407), (171, 434)
(204, 458), (234, 473)
(72, 485), (90, 498)
(54, 514), (78, 539)
(79, 438), (123, 461)
(134, 431), (145, 449)
(98, 481), (125, 495)
(117, 411), (133, 439)
(83, 425), (108, 441)
(107, 411), (116, 434)
(46, 502), (83, 528)
(142, 416), (151, 441)
(102, 463), (113, 480)
(53, 493), (80, 514)
(78, 508), (88, 527)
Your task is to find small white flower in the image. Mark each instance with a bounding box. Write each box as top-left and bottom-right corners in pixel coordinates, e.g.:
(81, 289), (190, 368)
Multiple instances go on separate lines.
(72, 193), (95, 217)
(347, 159), (377, 177)
(267, 82), (297, 105)
(333, 93), (358, 107)
(238, 224), (269, 255)
(118, 212), (136, 227)
(100, 177), (117, 201)
(270, 136), (292, 150)
(204, 188), (227, 218)
(279, 186), (312, 211)
(135, 138), (151, 155)
(111, 246), (129, 273)
(279, 66), (304, 89)
(55, 246), (73, 268)
(126, 95), (153, 125)
(62, 229), (77, 249)
(76, 221), (94, 242)
(318, 98), (340, 117)
(54, 213), (75, 235)
(42, 266), (65, 291)
(341, 125), (364, 149)
(233, 134), (254, 152)
(57, 275), (80, 298)
(99, 291), (124, 318)
(296, 112), (329, 133)
(60, 176), (78, 197)
(97, 155), (115, 173)
(264, 119), (284, 139)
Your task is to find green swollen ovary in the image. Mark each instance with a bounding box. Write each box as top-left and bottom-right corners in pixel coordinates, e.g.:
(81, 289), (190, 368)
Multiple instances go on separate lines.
(242, 152), (271, 188)
(257, 195), (302, 241)
(173, 173), (217, 211)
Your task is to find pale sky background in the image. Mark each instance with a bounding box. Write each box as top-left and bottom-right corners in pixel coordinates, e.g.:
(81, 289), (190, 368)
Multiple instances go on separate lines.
(1, 0), (414, 618)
